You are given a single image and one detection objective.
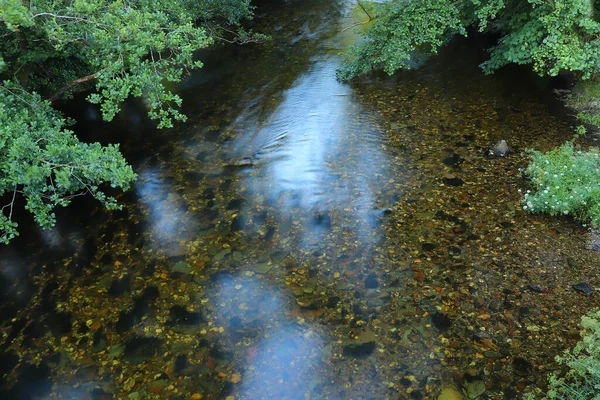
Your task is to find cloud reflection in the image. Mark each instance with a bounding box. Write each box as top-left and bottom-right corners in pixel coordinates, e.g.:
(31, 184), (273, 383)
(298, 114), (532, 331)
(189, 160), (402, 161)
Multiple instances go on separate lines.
(228, 59), (399, 247)
(135, 167), (193, 254)
(209, 272), (326, 399)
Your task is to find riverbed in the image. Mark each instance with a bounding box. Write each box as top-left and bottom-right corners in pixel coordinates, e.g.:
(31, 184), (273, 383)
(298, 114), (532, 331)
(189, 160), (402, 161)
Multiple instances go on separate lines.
(1, 0), (599, 399)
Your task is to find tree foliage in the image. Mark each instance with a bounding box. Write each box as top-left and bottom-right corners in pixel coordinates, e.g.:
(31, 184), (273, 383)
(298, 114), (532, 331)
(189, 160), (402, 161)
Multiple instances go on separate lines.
(338, 0), (600, 80)
(0, 0), (261, 243)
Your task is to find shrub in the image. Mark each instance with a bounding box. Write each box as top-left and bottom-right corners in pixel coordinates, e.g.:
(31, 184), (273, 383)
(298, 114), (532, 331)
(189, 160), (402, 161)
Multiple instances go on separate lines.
(523, 142), (600, 227)
(540, 310), (600, 399)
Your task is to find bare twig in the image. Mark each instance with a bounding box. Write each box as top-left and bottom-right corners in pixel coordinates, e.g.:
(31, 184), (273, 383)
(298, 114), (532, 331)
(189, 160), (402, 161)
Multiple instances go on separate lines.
(342, 19), (374, 32)
(48, 71), (100, 101)
(356, 0), (373, 20)
(342, 0), (376, 32)
(31, 13), (98, 24)
(1, 186), (18, 221)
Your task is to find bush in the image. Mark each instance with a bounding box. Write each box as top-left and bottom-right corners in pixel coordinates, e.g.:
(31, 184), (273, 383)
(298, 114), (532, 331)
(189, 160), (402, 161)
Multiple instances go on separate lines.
(539, 310), (600, 399)
(523, 142), (600, 227)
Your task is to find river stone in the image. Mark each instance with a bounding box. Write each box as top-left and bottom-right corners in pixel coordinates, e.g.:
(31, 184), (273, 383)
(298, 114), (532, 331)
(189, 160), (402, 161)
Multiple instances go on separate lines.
(490, 140), (510, 157)
(442, 176), (464, 186)
(431, 313), (452, 332)
(463, 380), (485, 399)
(443, 153), (464, 166)
(253, 263), (274, 274)
(223, 156), (254, 167)
(342, 340), (375, 359)
(438, 387), (463, 400)
(527, 284), (544, 293)
(365, 273), (379, 289)
(573, 282), (594, 295)
(172, 261), (191, 274)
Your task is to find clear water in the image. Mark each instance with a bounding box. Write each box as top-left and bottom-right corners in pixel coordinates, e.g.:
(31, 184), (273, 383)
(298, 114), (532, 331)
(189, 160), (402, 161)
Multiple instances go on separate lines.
(1, 1), (598, 399)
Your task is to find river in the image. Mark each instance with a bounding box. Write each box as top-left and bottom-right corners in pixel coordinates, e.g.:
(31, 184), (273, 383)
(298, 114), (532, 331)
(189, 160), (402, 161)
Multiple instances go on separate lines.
(1, 0), (599, 399)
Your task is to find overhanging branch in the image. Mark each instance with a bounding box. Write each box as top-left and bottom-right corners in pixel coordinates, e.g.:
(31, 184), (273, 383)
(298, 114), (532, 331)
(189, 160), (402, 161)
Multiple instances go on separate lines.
(48, 72), (99, 101)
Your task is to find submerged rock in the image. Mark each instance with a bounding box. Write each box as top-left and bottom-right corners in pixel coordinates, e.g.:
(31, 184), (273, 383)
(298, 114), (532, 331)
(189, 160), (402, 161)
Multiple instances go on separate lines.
(573, 282), (594, 295)
(342, 341), (375, 359)
(438, 387), (463, 400)
(223, 156), (254, 167)
(490, 140), (510, 157)
(463, 380), (485, 399)
(527, 283), (544, 293)
(364, 273), (379, 289)
(442, 175), (464, 186)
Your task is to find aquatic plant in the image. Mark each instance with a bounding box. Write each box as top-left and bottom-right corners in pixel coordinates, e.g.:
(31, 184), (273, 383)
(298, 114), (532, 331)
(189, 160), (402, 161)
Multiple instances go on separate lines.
(531, 310), (600, 399)
(523, 142), (600, 227)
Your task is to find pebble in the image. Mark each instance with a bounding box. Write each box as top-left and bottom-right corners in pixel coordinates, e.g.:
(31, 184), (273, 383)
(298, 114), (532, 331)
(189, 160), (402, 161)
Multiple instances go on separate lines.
(527, 284), (544, 293)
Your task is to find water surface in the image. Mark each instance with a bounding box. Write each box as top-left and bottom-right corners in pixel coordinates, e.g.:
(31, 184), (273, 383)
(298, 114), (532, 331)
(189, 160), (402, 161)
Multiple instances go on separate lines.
(1, 1), (599, 399)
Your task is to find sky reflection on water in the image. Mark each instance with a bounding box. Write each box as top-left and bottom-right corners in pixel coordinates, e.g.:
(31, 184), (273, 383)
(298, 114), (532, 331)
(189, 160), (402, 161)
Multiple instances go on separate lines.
(227, 58), (398, 248)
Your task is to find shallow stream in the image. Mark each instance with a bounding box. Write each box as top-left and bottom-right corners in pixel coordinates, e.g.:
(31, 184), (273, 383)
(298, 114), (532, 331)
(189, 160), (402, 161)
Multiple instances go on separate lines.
(1, 0), (600, 399)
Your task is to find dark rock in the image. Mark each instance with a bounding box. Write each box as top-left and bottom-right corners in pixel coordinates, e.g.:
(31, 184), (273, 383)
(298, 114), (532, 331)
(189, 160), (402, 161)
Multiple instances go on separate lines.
(442, 177), (464, 187)
(141, 286), (160, 301)
(421, 243), (436, 252)
(342, 341), (375, 359)
(108, 275), (131, 297)
(174, 355), (188, 375)
(448, 247), (461, 256)
(168, 305), (203, 326)
(116, 310), (136, 334)
(123, 337), (162, 364)
(431, 313), (452, 332)
(183, 171), (205, 186)
(200, 187), (215, 200)
(101, 253), (113, 265)
(311, 212), (332, 229)
(326, 296), (341, 308)
(364, 273), (379, 289)
(513, 357), (533, 376)
(231, 216), (245, 231)
(573, 282), (594, 295)
(226, 198), (244, 211)
(591, 243), (600, 251)
(92, 329), (108, 353)
(50, 311), (73, 336)
(443, 153), (464, 166)
(528, 284), (545, 293)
